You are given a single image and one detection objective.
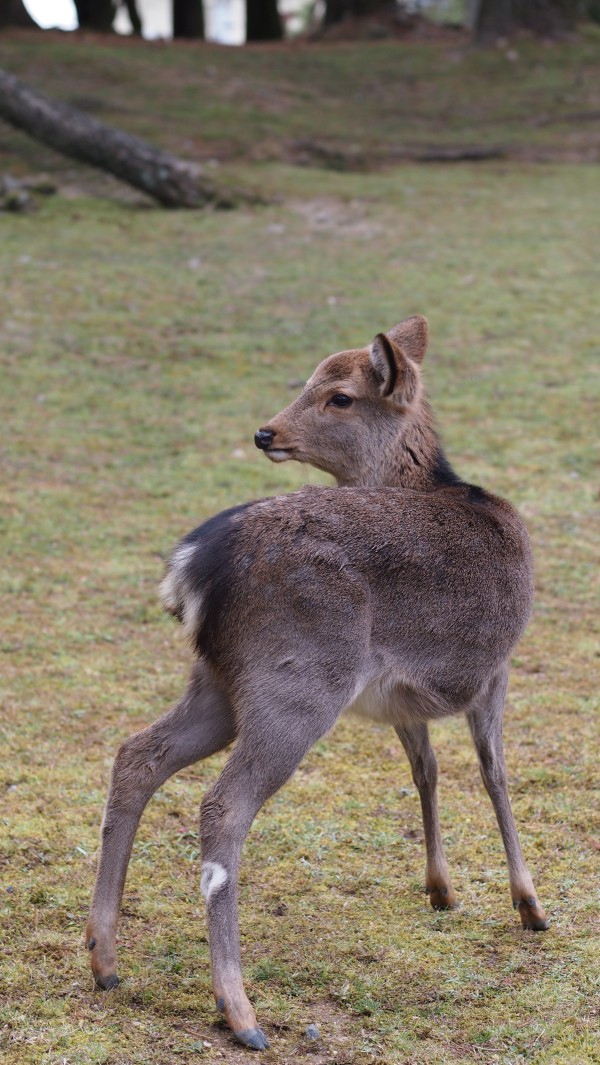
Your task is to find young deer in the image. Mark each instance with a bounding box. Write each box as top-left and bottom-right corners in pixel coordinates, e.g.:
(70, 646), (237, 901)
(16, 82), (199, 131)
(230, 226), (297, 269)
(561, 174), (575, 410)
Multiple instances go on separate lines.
(87, 316), (548, 1051)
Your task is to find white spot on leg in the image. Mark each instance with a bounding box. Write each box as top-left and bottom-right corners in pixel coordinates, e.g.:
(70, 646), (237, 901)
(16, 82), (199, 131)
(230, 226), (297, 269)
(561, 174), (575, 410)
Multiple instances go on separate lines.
(201, 861), (228, 903)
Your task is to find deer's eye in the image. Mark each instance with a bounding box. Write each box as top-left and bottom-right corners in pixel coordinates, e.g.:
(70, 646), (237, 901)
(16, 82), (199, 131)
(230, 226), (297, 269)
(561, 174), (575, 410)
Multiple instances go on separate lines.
(327, 393), (353, 409)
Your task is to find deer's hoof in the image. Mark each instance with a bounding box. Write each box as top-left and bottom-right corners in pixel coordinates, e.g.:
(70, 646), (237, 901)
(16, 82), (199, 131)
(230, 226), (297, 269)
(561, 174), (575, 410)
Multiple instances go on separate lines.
(514, 896), (549, 931)
(427, 884), (457, 911)
(234, 1027), (270, 1051)
(95, 972), (120, 990)
(88, 938), (119, 989)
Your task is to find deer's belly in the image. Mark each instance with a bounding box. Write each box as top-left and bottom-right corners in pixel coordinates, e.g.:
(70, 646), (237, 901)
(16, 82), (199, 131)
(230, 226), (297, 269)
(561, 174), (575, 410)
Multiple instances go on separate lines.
(345, 673), (462, 725)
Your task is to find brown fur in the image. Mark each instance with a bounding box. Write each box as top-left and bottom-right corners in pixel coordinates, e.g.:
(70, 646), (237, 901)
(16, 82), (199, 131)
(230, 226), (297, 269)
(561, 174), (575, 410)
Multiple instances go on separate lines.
(87, 316), (548, 1052)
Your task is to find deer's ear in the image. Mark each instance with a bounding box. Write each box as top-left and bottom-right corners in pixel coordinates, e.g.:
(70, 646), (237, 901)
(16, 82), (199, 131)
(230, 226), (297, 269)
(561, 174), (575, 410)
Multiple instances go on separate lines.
(386, 315), (428, 365)
(370, 332), (420, 408)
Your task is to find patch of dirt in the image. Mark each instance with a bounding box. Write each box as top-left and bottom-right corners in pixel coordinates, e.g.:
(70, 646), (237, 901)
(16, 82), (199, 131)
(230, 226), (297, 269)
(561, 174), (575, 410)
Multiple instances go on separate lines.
(174, 998), (370, 1063)
(290, 197), (382, 240)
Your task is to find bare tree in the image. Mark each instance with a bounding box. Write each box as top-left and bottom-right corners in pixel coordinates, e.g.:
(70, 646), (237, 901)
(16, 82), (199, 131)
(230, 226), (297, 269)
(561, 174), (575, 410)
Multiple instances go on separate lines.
(123, 0), (143, 35)
(173, 0), (204, 38)
(73, 0), (116, 31)
(246, 0), (282, 40)
(0, 0), (40, 28)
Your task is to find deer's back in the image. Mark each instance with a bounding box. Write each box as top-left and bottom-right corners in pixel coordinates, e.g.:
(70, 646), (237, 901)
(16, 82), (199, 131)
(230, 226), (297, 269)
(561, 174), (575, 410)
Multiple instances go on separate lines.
(162, 485), (533, 715)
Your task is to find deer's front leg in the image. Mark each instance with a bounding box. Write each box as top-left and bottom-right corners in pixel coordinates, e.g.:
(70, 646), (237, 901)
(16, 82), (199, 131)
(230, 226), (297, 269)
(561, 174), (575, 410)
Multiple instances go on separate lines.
(467, 669), (548, 931)
(395, 720), (457, 911)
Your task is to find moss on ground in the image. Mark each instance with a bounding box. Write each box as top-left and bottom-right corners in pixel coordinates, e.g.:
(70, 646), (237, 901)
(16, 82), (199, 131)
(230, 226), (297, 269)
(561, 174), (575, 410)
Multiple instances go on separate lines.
(1, 30), (599, 1065)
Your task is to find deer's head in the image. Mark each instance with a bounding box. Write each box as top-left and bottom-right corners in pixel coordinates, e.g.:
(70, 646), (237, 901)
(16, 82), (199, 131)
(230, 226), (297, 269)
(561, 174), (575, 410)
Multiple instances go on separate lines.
(255, 315), (429, 487)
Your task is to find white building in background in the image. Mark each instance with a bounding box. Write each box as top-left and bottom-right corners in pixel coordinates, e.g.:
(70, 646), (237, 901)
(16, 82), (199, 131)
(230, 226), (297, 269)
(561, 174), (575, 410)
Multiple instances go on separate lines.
(24, 0), (245, 42)
(207, 0), (243, 43)
(25, 0), (77, 31)
(24, 0), (462, 43)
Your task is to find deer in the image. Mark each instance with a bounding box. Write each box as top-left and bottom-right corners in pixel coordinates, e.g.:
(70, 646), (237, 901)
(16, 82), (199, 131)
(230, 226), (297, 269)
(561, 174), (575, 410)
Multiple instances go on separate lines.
(86, 315), (548, 1051)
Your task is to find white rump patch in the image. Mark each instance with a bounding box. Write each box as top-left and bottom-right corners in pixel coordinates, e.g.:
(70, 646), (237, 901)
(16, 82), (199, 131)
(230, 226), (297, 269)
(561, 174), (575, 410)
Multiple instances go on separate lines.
(159, 569), (180, 613)
(200, 861), (228, 903)
(171, 542), (198, 570)
(182, 590), (205, 640)
(159, 541), (201, 623)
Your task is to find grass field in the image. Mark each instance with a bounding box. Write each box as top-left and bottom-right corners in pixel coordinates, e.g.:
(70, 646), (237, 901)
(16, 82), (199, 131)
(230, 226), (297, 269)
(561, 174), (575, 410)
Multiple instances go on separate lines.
(1, 27), (599, 1065)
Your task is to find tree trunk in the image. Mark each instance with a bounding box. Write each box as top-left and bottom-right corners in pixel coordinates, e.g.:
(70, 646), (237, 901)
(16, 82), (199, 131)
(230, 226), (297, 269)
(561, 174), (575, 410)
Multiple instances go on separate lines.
(0, 66), (237, 208)
(173, 0), (204, 38)
(73, 0), (116, 31)
(246, 0), (283, 40)
(324, 0), (346, 24)
(124, 0), (143, 35)
(474, 0), (577, 40)
(0, 0), (40, 28)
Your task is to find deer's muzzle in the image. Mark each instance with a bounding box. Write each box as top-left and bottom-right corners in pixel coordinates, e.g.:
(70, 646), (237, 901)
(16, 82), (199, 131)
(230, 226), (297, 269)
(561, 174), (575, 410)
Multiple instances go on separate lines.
(254, 428), (275, 450)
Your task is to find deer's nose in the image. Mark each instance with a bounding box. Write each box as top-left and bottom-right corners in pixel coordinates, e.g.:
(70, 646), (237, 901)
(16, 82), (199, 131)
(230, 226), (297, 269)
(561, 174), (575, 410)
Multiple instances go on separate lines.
(254, 428), (275, 450)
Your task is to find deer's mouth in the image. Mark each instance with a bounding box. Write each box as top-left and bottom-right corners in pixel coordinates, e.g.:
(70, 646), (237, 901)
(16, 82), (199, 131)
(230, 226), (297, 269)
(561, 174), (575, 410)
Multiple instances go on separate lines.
(265, 447), (294, 462)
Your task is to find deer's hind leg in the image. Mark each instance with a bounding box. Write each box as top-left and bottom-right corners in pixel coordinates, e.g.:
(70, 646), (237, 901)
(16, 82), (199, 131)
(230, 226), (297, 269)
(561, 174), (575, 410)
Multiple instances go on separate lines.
(395, 721), (457, 911)
(87, 660), (236, 990)
(466, 668), (548, 931)
(199, 678), (352, 1050)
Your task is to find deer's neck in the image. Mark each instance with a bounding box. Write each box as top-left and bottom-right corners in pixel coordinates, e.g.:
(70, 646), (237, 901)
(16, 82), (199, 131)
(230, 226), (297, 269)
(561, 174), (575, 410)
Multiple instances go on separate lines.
(338, 401), (463, 491)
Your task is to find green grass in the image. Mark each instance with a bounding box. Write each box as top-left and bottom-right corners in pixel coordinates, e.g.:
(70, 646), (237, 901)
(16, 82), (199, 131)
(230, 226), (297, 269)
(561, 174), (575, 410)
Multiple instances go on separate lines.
(1, 29), (599, 1065)
(1, 25), (600, 176)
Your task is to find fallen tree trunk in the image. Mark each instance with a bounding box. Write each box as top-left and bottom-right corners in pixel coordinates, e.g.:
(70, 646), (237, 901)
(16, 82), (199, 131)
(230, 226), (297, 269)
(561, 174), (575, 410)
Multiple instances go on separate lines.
(0, 66), (237, 208)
